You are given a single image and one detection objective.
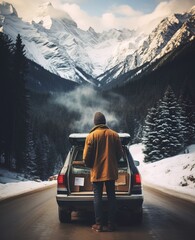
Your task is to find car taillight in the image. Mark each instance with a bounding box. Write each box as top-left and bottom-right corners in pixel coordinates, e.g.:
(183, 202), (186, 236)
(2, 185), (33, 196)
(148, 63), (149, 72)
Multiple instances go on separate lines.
(134, 173), (141, 185)
(57, 174), (67, 189)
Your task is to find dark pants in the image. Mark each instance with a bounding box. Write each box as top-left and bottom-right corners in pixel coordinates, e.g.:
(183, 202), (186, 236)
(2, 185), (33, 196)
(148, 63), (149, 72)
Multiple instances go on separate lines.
(92, 180), (116, 225)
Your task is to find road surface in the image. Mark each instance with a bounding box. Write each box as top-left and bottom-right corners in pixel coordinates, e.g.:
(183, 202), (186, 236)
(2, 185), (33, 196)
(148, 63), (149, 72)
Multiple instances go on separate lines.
(0, 185), (195, 240)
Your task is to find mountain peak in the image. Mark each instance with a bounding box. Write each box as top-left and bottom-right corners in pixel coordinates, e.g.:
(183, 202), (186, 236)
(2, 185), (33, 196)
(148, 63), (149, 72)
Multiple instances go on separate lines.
(88, 27), (96, 33)
(34, 1), (77, 29)
(37, 2), (54, 15)
(0, 1), (18, 17)
(37, 2), (73, 21)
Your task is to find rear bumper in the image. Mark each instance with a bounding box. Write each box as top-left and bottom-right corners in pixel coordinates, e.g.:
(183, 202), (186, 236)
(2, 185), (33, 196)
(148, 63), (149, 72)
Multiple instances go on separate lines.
(56, 194), (143, 212)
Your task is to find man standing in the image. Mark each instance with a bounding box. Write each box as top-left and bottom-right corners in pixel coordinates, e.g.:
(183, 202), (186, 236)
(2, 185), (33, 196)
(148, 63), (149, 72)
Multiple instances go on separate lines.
(83, 112), (123, 232)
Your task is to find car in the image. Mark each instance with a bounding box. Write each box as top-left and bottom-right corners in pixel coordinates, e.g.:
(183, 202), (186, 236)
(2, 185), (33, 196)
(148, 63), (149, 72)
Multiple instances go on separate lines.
(56, 133), (143, 224)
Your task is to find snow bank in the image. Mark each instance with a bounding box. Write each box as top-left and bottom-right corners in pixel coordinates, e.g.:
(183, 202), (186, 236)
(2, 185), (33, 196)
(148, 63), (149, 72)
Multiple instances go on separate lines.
(130, 144), (195, 202)
(0, 169), (56, 201)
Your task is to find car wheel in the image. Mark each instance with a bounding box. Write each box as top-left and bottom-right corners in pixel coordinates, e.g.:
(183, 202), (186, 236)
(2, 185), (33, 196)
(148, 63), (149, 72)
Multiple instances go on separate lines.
(58, 207), (71, 223)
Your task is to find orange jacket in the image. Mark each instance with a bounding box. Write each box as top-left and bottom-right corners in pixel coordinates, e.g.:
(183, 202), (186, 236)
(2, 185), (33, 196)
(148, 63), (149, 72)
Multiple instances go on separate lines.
(83, 124), (123, 182)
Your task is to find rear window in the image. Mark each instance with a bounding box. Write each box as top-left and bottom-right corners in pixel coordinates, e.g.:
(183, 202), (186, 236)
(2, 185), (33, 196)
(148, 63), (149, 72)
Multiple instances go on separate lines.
(71, 147), (128, 168)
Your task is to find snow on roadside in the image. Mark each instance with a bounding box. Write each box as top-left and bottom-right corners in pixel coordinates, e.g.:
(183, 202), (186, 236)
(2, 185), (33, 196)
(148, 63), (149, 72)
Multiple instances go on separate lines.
(0, 144), (195, 202)
(0, 169), (56, 201)
(130, 144), (195, 200)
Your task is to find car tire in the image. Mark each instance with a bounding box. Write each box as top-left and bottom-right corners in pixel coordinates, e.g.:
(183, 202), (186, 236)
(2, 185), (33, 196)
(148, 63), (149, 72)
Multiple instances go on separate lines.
(58, 207), (71, 223)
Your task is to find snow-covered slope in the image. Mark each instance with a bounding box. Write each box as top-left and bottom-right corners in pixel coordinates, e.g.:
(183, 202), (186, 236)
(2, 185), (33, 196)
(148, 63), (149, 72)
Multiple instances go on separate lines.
(0, 1), (194, 85)
(0, 168), (56, 201)
(98, 6), (195, 83)
(135, 8), (195, 67)
(0, 1), (144, 84)
(130, 144), (195, 202)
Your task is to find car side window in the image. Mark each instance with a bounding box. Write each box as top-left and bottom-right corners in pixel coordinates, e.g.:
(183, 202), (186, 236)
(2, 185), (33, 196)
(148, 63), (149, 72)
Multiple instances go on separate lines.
(118, 147), (128, 168)
(74, 149), (83, 161)
(118, 156), (127, 167)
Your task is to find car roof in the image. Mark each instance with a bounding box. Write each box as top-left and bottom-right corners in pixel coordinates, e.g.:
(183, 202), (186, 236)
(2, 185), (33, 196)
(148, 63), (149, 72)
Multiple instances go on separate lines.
(69, 133), (131, 146)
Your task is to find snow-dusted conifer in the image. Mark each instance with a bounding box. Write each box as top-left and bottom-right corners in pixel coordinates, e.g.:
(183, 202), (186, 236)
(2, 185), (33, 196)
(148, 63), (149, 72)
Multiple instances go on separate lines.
(12, 34), (29, 172)
(142, 106), (160, 162)
(180, 98), (195, 144)
(24, 123), (37, 179)
(156, 86), (183, 158)
(142, 86), (186, 162)
(35, 134), (52, 181)
(178, 95), (191, 147)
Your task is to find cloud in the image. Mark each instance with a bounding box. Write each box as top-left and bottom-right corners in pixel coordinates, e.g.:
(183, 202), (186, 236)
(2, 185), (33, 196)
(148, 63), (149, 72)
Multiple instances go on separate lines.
(54, 86), (124, 132)
(137, 0), (195, 33)
(54, 0), (195, 33)
(112, 5), (142, 17)
(157, 0), (195, 14)
(54, 2), (96, 30)
(3, 0), (45, 20)
(5, 0), (195, 32)
(58, 2), (142, 32)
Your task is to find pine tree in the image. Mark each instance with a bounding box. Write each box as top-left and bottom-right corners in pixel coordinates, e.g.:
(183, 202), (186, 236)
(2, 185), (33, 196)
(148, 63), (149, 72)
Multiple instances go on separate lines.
(41, 135), (50, 180)
(24, 123), (37, 179)
(180, 97), (195, 144)
(178, 95), (191, 147)
(12, 34), (29, 171)
(142, 86), (186, 162)
(156, 86), (183, 158)
(34, 136), (43, 180)
(142, 106), (161, 162)
(35, 134), (50, 181)
(47, 142), (57, 177)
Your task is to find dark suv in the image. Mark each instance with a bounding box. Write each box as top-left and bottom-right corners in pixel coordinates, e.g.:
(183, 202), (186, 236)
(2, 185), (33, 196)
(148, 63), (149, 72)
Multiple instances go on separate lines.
(56, 133), (143, 223)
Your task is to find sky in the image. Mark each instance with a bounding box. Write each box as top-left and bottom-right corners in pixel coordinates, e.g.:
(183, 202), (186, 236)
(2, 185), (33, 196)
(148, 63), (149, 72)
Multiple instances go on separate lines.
(3, 0), (195, 32)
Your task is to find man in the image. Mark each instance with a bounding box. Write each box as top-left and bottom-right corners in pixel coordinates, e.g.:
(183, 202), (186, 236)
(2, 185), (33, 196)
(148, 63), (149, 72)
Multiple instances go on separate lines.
(83, 112), (123, 232)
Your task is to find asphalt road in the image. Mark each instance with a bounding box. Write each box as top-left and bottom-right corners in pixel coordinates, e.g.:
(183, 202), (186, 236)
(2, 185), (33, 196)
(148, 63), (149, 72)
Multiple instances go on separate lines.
(0, 185), (195, 240)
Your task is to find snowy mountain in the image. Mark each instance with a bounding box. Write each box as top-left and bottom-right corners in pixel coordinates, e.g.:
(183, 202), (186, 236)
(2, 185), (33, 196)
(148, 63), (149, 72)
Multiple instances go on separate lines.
(98, 6), (195, 85)
(0, 1), (194, 86)
(138, 8), (194, 64)
(0, 1), (144, 84)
